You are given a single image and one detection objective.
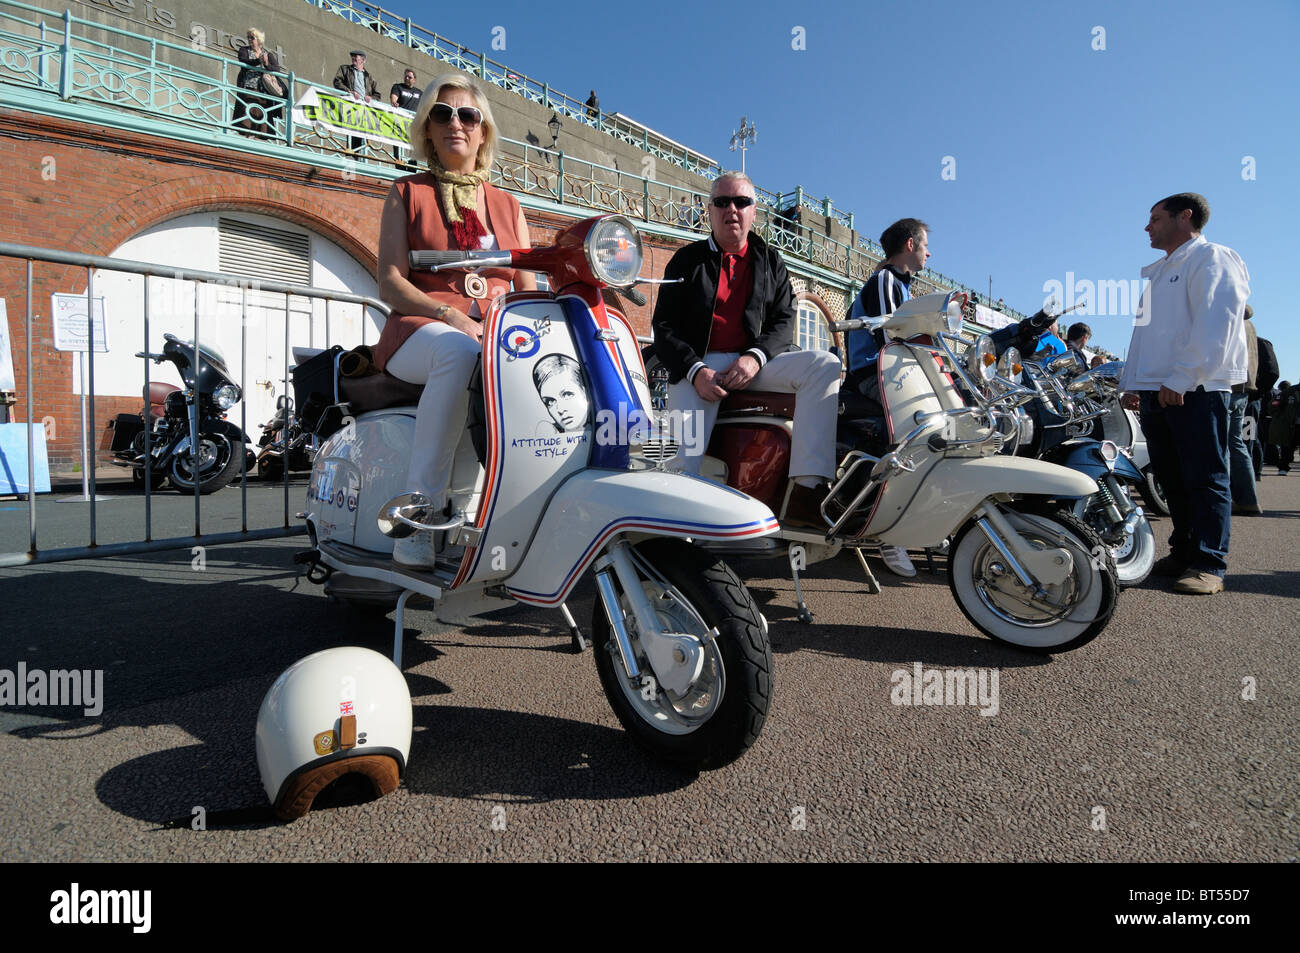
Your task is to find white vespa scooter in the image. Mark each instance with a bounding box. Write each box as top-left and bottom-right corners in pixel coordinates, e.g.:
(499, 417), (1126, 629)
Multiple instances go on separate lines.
(714, 291), (1119, 653)
(291, 214), (778, 773)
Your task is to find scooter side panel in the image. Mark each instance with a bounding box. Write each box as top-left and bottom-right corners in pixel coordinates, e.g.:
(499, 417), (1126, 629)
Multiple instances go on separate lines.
(308, 410), (415, 551)
(452, 296), (595, 588)
(505, 470), (778, 606)
(867, 455), (1098, 547)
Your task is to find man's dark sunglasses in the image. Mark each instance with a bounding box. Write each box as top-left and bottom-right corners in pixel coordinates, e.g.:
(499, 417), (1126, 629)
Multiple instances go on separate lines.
(711, 195), (755, 210)
(429, 103), (483, 127)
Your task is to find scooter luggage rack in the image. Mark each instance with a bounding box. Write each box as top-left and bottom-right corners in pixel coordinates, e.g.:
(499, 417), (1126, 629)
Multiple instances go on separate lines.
(821, 450), (884, 540)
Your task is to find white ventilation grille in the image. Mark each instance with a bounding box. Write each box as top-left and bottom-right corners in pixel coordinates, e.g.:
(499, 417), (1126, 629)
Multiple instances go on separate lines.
(218, 217), (311, 285)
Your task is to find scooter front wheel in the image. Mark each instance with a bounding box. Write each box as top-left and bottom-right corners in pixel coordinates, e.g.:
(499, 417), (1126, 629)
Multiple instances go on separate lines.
(948, 505), (1117, 653)
(592, 538), (772, 771)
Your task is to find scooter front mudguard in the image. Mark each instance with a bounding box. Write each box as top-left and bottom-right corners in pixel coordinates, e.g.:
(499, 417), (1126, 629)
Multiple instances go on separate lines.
(504, 470), (778, 606)
(870, 455), (1098, 548)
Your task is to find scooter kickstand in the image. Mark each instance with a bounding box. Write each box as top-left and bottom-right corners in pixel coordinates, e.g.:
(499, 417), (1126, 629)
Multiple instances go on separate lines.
(558, 602), (586, 653)
(854, 548), (882, 595)
(788, 545), (814, 624)
(392, 589), (415, 669)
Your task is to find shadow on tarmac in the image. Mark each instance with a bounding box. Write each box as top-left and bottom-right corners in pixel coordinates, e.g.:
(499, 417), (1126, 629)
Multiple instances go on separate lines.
(4, 545), (690, 825)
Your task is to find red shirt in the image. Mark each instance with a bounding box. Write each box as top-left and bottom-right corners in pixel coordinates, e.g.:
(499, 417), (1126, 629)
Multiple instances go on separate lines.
(709, 241), (752, 353)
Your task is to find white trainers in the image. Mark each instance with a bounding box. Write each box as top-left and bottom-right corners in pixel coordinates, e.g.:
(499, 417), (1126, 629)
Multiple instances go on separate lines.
(393, 530), (437, 569)
(880, 545), (916, 577)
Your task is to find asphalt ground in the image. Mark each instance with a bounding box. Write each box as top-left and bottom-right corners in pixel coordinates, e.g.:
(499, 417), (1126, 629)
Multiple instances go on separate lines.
(0, 474), (1296, 864)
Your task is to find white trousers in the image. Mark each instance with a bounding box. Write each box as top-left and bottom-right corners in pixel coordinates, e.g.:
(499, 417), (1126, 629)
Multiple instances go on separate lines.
(385, 320), (480, 507)
(667, 349), (840, 480)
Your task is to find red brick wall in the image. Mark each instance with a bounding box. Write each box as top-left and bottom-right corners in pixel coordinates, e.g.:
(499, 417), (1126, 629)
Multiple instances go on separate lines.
(0, 108), (667, 470)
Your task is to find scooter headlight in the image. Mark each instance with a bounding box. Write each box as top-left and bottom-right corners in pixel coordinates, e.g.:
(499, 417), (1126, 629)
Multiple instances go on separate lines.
(213, 384), (240, 410)
(585, 216), (642, 287)
(997, 346), (1022, 379)
(966, 334), (996, 383)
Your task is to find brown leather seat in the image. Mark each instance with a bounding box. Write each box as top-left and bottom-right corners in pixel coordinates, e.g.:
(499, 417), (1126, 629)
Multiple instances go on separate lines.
(146, 381), (179, 418)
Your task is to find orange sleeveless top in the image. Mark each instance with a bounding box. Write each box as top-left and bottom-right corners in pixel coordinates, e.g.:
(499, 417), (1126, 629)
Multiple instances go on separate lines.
(372, 175), (526, 371)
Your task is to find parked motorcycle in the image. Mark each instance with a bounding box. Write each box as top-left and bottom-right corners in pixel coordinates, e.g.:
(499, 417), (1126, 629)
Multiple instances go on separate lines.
(290, 214), (778, 776)
(668, 291), (1118, 653)
(255, 395), (316, 482)
(105, 333), (249, 494)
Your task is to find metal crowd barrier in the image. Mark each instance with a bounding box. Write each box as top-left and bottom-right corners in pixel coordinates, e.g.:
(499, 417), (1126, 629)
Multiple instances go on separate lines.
(0, 240), (390, 566)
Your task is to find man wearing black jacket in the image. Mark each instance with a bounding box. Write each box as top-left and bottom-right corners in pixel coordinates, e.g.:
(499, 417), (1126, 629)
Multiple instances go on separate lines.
(653, 171), (840, 529)
(1230, 305), (1266, 514)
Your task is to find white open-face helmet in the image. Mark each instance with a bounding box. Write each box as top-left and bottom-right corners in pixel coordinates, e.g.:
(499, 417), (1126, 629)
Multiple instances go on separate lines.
(255, 646), (412, 821)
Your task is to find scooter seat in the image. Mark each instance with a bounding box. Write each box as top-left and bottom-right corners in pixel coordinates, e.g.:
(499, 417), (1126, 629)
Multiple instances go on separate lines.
(718, 389), (796, 419)
(338, 372), (425, 414)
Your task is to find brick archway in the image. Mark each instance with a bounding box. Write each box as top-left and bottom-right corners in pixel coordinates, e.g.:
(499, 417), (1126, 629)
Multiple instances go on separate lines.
(64, 175), (381, 274)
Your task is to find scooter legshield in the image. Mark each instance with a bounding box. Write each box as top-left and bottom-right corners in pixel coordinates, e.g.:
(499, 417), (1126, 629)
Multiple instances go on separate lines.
(505, 470), (778, 606)
(449, 290), (657, 590)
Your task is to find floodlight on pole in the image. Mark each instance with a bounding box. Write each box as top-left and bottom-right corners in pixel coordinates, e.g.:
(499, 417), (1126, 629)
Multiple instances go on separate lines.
(729, 116), (756, 173)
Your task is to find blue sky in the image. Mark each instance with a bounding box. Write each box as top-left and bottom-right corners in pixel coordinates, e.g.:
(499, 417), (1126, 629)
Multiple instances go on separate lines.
(398, 0), (1300, 379)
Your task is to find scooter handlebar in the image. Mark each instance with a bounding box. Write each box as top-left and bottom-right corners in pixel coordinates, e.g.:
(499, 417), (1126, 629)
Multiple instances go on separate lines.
(409, 249), (513, 271)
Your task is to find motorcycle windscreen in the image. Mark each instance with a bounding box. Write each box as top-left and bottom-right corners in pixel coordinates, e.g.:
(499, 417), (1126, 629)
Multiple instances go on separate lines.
(450, 293), (595, 589)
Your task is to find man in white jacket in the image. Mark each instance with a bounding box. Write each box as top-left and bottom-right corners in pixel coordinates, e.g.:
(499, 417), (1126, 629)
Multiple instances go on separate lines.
(1120, 193), (1249, 594)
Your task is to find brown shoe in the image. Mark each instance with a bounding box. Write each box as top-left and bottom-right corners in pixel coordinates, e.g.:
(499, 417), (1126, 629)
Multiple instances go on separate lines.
(1174, 570), (1224, 595)
(1232, 503), (1264, 516)
(782, 483), (829, 531)
(1152, 555), (1187, 577)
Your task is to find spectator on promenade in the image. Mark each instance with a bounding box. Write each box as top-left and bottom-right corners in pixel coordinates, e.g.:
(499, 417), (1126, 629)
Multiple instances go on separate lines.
(585, 90), (600, 119)
(333, 50), (378, 151)
(391, 68), (422, 167)
(232, 28), (282, 138)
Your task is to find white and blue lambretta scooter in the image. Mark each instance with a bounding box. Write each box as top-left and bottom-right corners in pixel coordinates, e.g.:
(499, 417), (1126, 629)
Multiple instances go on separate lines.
(294, 214), (778, 775)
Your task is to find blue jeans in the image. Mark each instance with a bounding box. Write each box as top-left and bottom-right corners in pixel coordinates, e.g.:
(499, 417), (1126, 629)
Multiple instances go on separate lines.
(1228, 390), (1259, 506)
(1247, 398), (1263, 479)
(1139, 389), (1231, 576)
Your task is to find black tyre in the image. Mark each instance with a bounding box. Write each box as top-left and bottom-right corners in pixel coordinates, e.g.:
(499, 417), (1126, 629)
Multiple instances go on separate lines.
(1142, 467), (1171, 517)
(948, 504), (1118, 653)
(170, 433), (243, 495)
(592, 538), (772, 771)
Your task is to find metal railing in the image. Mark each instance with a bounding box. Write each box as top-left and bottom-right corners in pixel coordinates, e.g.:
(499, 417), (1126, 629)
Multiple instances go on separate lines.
(0, 240), (389, 566)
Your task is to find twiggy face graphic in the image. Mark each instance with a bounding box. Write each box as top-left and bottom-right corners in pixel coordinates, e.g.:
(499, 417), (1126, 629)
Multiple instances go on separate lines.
(534, 355), (590, 432)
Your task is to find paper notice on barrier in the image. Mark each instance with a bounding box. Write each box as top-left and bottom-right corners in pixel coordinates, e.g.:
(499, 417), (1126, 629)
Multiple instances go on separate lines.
(0, 300), (14, 391)
(51, 294), (109, 353)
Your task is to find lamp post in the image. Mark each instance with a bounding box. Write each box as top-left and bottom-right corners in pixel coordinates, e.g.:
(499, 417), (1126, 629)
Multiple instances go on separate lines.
(548, 112), (561, 151)
(729, 116), (756, 173)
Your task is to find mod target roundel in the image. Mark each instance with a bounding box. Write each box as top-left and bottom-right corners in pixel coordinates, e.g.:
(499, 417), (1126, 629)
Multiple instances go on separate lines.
(501, 325), (540, 358)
